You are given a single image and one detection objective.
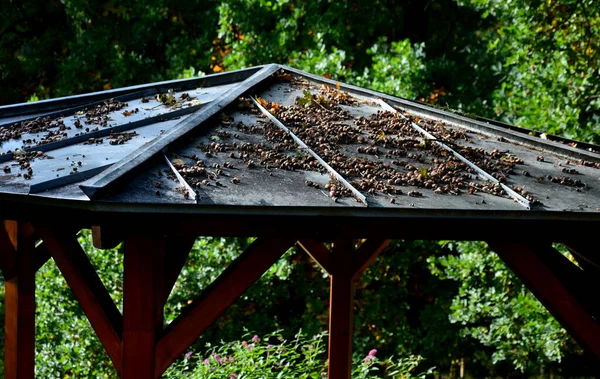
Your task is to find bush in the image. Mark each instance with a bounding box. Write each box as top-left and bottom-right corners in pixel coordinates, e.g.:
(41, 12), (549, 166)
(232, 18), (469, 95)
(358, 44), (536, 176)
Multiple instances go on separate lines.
(163, 330), (435, 378)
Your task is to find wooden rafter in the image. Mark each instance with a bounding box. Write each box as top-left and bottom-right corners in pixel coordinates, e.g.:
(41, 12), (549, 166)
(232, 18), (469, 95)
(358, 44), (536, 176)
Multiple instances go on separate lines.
(488, 241), (600, 359)
(154, 238), (295, 377)
(39, 227), (123, 373)
(297, 239), (331, 274)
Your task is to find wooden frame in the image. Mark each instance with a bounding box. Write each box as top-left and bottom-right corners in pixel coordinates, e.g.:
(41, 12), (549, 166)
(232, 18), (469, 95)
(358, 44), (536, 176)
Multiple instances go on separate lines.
(2, 218), (600, 378)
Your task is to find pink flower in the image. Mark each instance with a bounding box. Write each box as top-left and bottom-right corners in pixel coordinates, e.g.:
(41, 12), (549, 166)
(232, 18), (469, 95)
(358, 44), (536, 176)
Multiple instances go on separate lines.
(184, 351), (193, 359)
(252, 335), (259, 342)
(230, 374), (238, 379)
(368, 349), (377, 357)
(241, 341), (248, 347)
(213, 354), (220, 361)
(229, 356), (234, 363)
(203, 359), (209, 365)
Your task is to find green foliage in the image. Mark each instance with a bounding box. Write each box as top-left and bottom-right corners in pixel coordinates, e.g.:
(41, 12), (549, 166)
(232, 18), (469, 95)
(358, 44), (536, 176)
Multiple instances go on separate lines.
(456, 0), (600, 143)
(35, 231), (122, 378)
(163, 330), (435, 378)
(3, 1), (600, 376)
(353, 38), (427, 100)
(429, 241), (577, 373)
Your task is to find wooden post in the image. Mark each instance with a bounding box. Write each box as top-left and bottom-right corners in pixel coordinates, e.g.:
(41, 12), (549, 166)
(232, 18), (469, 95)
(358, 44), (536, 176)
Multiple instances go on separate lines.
(122, 234), (165, 379)
(328, 239), (354, 379)
(3, 221), (36, 379)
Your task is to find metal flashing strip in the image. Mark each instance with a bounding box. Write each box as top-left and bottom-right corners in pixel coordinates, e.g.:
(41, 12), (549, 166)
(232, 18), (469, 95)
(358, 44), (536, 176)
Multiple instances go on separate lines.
(279, 65), (600, 164)
(0, 103), (204, 164)
(29, 164), (112, 194)
(163, 153), (197, 202)
(0, 66), (266, 118)
(250, 96), (368, 206)
(377, 99), (531, 209)
(79, 64), (282, 200)
(0, 89), (155, 128)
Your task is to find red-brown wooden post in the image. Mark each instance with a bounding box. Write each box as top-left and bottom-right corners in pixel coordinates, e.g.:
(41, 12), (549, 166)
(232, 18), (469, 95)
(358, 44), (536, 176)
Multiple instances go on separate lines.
(122, 234), (165, 379)
(328, 239), (354, 379)
(3, 221), (36, 379)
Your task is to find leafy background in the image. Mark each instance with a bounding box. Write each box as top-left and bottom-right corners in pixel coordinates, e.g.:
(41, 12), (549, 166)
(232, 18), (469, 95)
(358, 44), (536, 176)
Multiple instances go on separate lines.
(1, 0), (600, 377)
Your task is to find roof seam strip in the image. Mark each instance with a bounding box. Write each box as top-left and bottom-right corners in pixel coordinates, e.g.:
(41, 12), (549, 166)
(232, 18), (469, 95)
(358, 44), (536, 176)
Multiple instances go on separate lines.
(250, 96), (368, 206)
(0, 89), (155, 129)
(0, 66), (266, 118)
(163, 153), (197, 203)
(79, 64), (282, 200)
(377, 99), (531, 210)
(280, 65), (600, 163)
(28, 164), (113, 194)
(0, 103), (205, 165)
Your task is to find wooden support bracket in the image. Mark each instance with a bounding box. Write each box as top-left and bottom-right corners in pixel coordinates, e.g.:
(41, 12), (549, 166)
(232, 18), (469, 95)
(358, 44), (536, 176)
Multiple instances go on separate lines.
(39, 227), (123, 373)
(299, 238), (390, 379)
(4, 221), (36, 379)
(488, 240), (600, 360)
(297, 239), (331, 274)
(154, 238), (295, 377)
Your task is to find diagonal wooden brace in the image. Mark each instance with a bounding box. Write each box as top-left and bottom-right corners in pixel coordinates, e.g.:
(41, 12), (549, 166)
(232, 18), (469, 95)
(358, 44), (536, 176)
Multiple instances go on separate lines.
(297, 239), (331, 274)
(488, 240), (600, 359)
(353, 239), (391, 280)
(154, 237), (295, 377)
(39, 227), (123, 373)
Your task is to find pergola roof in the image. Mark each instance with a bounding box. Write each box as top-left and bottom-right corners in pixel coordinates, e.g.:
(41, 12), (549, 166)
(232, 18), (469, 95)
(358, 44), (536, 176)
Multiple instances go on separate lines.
(1, 64), (599, 235)
(1, 64), (600, 378)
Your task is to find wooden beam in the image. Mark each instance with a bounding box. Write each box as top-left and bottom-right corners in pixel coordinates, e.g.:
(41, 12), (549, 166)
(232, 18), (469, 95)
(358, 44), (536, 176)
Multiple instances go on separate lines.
(38, 227), (123, 373)
(4, 221), (36, 379)
(353, 239), (392, 280)
(532, 243), (600, 319)
(154, 238), (295, 377)
(297, 239), (331, 274)
(91, 225), (123, 249)
(328, 239), (355, 379)
(122, 234), (165, 379)
(488, 241), (600, 359)
(161, 235), (196, 306)
(0, 222), (17, 279)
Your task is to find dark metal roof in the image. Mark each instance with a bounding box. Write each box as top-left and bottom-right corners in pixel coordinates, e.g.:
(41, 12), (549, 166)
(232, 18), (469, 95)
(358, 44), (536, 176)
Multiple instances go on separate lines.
(1, 64), (599, 226)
